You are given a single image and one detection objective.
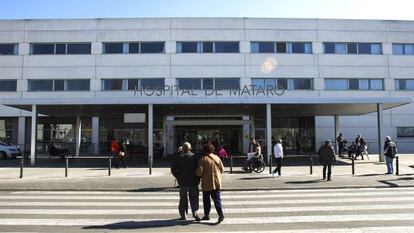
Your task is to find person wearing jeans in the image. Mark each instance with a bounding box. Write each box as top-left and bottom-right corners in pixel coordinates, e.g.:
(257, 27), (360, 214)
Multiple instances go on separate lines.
(196, 144), (225, 224)
(384, 136), (397, 174)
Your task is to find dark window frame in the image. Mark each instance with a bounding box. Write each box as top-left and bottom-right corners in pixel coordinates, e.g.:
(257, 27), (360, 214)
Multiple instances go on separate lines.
(0, 80), (17, 92)
(0, 43), (18, 55)
(31, 43), (91, 55)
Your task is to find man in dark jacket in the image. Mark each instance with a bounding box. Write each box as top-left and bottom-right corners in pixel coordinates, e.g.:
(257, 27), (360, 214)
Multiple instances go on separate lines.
(384, 136), (397, 174)
(171, 142), (201, 221)
(318, 140), (336, 181)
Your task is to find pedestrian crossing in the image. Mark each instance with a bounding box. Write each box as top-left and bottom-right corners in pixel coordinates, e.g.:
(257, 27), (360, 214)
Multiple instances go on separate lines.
(1, 187), (414, 232)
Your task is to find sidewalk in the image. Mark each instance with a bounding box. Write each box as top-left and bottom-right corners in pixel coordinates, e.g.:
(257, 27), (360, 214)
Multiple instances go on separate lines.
(0, 154), (413, 191)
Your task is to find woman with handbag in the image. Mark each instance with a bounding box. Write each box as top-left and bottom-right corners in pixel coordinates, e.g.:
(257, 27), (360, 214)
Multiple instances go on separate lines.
(116, 138), (127, 169)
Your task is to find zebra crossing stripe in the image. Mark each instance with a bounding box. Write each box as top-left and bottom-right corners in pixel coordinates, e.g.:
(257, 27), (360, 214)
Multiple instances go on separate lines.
(1, 203), (414, 215)
(0, 213), (414, 226)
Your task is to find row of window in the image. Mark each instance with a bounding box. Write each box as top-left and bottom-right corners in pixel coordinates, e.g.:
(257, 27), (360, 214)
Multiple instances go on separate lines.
(1, 78), (414, 92)
(4, 42), (414, 55)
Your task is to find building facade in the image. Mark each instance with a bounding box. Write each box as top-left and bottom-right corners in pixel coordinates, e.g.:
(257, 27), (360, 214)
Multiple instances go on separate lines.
(0, 18), (413, 163)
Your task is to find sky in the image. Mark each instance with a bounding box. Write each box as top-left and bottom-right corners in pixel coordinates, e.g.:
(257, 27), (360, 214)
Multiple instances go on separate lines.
(2, 0), (414, 20)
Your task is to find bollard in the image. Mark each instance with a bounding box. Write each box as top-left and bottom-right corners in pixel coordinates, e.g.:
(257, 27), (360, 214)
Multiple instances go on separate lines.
(309, 154), (313, 175)
(352, 155), (355, 175)
(108, 154), (112, 176)
(396, 156), (399, 176)
(230, 154), (233, 174)
(20, 155), (24, 179)
(269, 154), (273, 174)
(65, 156), (68, 177)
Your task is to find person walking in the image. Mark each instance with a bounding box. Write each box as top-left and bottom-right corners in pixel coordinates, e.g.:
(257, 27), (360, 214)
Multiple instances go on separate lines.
(115, 138), (127, 169)
(196, 144), (225, 224)
(272, 139), (284, 177)
(336, 133), (344, 157)
(171, 142), (201, 221)
(317, 140), (336, 181)
(355, 134), (366, 160)
(384, 136), (397, 174)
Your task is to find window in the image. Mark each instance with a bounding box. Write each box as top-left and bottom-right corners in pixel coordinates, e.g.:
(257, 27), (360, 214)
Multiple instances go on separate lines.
(29, 79), (90, 91)
(178, 78), (202, 89)
(127, 79), (139, 90)
(141, 79), (164, 89)
(103, 43), (124, 54)
(397, 127), (414, 138)
(395, 79), (414, 90)
(66, 80), (90, 91)
(393, 44), (414, 55)
(203, 42), (213, 53)
(0, 44), (18, 55)
(31, 43), (91, 55)
(252, 78), (312, 90)
(0, 80), (17, 91)
(202, 78), (213, 89)
(325, 78), (383, 90)
(323, 42), (382, 55)
(177, 42), (200, 53)
(102, 79), (124, 90)
(252, 42), (312, 54)
(215, 78), (240, 89)
(214, 42), (239, 53)
(140, 42), (164, 53)
(129, 43), (140, 54)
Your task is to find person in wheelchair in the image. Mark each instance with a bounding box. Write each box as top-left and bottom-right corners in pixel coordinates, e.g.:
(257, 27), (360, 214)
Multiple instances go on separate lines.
(347, 141), (357, 159)
(242, 138), (262, 173)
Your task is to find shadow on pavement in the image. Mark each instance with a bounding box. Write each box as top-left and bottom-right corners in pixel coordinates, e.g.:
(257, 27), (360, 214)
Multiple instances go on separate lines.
(238, 176), (274, 180)
(83, 219), (195, 230)
(285, 179), (322, 184)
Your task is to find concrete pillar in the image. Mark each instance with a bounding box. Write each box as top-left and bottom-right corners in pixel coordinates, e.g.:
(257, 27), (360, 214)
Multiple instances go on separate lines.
(30, 105), (37, 165)
(92, 117), (99, 155)
(242, 115), (250, 153)
(266, 104), (272, 165)
(75, 117), (82, 157)
(377, 103), (385, 162)
(17, 116), (26, 149)
(334, 115), (339, 154)
(148, 104), (154, 175)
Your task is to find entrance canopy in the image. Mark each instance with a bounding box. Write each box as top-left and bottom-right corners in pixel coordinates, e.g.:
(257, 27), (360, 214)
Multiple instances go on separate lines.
(0, 96), (411, 117)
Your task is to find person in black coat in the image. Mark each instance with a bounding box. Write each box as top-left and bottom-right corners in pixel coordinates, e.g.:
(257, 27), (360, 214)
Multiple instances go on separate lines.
(171, 142), (201, 221)
(318, 140), (336, 181)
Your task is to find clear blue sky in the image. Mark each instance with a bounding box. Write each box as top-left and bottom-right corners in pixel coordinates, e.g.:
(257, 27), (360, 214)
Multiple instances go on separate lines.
(2, 0), (414, 20)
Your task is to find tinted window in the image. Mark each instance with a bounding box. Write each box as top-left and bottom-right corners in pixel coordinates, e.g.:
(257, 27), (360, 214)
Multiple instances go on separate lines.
(250, 42), (259, 53)
(393, 44), (404, 55)
(397, 127), (414, 137)
(0, 44), (16, 55)
(335, 43), (346, 54)
(258, 42), (275, 53)
(0, 80), (17, 91)
(291, 43), (305, 53)
(129, 43), (140, 54)
(404, 44), (414, 55)
(141, 79), (164, 89)
(32, 44), (55, 54)
(293, 79), (312, 90)
(251, 79), (265, 88)
(178, 79), (201, 89)
(203, 78), (213, 89)
(103, 79), (123, 90)
(371, 44), (382, 54)
(358, 44), (371, 54)
(140, 42), (164, 53)
(347, 43), (358, 54)
(276, 43), (287, 53)
(215, 78), (239, 89)
(30, 80), (53, 91)
(324, 43), (335, 54)
(55, 44), (66, 54)
(178, 42), (199, 53)
(67, 43), (91, 54)
(325, 79), (348, 90)
(349, 79), (359, 90)
(370, 79), (383, 90)
(104, 43), (124, 54)
(214, 42), (239, 53)
(203, 42), (213, 53)
(54, 80), (64, 91)
(67, 80), (90, 91)
(277, 79), (288, 89)
(359, 79), (369, 90)
(128, 79), (139, 90)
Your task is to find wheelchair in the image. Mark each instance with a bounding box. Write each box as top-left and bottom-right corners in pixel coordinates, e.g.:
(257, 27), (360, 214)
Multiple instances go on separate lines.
(244, 154), (266, 173)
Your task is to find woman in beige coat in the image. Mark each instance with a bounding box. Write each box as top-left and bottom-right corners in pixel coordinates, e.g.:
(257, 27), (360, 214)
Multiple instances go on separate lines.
(196, 144), (225, 224)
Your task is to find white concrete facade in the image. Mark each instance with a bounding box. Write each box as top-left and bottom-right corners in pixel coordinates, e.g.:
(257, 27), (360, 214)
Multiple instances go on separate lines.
(0, 18), (413, 153)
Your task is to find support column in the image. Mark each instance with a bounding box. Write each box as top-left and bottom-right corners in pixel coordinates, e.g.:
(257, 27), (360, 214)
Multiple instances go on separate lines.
(266, 104), (272, 165)
(334, 115), (339, 154)
(30, 105), (37, 165)
(75, 117), (82, 157)
(242, 115), (250, 153)
(377, 103), (384, 162)
(92, 117), (99, 155)
(17, 116), (26, 149)
(148, 104), (154, 175)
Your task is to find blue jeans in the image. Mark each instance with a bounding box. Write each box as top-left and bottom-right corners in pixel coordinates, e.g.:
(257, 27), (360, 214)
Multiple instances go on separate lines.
(385, 156), (394, 174)
(203, 190), (224, 218)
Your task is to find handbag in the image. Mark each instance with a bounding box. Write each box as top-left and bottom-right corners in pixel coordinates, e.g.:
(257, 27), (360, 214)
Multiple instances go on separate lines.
(118, 151), (125, 157)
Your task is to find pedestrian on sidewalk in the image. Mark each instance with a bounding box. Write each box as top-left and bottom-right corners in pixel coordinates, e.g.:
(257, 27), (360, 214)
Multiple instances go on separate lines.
(384, 136), (397, 174)
(336, 133), (344, 157)
(317, 140), (336, 181)
(115, 137), (127, 169)
(196, 144), (225, 224)
(170, 142), (201, 221)
(272, 139), (283, 177)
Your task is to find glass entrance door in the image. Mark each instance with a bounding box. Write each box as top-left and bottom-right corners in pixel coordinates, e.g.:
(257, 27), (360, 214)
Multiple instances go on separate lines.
(175, 126), (242, 153)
